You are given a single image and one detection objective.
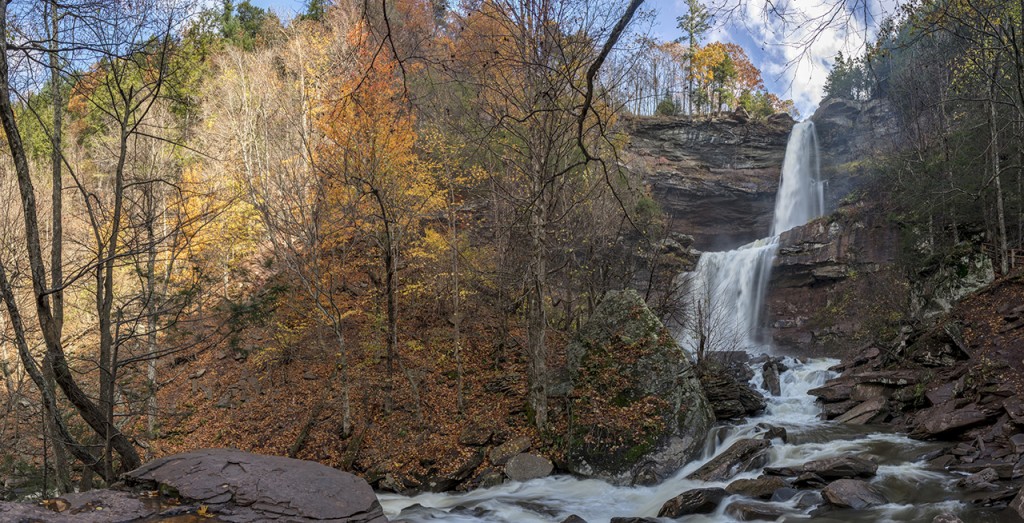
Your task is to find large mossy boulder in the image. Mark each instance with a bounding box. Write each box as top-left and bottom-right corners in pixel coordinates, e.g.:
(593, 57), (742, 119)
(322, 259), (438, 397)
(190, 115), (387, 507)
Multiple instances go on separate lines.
(566, 290), (714, 485)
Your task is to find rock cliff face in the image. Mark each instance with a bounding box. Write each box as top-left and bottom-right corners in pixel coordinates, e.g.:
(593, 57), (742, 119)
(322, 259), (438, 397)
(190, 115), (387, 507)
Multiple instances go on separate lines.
(765, 204), (906, 356)
(626, 115), (794, 250)
(764, 98), (992, 356)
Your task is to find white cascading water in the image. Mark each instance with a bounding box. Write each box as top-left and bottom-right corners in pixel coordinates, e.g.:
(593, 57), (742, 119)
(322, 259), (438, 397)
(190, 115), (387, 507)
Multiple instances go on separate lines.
(683, 121), (824, 351)
(379, 359), (962, 522)
(377, 122), (975, 522)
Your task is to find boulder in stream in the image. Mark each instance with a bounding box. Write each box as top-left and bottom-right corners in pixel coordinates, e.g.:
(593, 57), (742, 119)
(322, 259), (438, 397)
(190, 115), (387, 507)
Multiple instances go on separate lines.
(762, 358), (783, 396)
(955, 467), (999, 490)
(657, 487), (728, 517)
(699, 366), (767, 420)
(726, 476), (787, 499)
(687, 438), (772, 482)
(766, 455), (877, 480)
(821, 479), (888, 509)
(566, 290), (714, 485)
(725, 499), (789, 521)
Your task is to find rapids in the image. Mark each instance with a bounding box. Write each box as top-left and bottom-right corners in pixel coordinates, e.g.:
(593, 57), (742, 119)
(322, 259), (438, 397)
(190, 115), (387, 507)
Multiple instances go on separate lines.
(379, 358), (1001, 522)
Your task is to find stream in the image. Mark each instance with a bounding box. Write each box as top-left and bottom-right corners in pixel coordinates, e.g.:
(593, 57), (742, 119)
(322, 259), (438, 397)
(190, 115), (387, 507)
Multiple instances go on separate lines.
(379, 358), (1015, 522)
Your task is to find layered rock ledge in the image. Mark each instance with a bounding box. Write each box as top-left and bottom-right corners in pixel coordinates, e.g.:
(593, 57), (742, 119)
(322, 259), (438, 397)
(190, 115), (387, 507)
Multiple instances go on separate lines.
(0, 448), (387, 522)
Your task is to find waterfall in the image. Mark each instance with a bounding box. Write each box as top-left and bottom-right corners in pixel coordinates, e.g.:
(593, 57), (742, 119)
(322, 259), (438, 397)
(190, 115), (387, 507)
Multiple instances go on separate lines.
(682, 121), (823, 353)
(771, 122), (824, 235)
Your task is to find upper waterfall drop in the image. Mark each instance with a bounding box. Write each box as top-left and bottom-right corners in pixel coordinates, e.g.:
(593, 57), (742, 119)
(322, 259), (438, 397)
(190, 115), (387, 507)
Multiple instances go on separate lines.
(772, 121), (824, 236)
(682, 121), (824, 353)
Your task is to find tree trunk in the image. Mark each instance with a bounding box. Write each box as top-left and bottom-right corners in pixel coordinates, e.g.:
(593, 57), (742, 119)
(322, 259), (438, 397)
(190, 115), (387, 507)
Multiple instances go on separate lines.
(44, 0), (72, 492)
(527, 146), (549, 431)
(449, 182), (464, 415)
(990, 64), (1010, 274)
(146, 187), (159, 444)
(0, 2), (140, 479)
(42, 356), (72, 494)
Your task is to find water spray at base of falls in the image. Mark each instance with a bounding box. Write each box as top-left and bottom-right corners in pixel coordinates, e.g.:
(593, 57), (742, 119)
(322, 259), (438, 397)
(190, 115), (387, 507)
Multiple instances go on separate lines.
(682, 121), (824, 353)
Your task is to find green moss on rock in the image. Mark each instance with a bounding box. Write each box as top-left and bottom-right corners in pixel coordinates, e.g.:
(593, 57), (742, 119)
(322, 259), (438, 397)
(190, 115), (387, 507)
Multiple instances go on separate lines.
(565, 290), (714, 484)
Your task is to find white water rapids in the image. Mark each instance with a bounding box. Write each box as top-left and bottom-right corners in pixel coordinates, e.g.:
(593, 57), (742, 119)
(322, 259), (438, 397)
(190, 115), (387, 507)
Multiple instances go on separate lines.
(375, 122), (1001, 522)
(379, 359), (976, 522)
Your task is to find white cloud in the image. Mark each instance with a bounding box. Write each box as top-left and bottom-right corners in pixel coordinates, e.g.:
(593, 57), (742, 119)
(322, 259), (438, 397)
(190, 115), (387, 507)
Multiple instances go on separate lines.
(655, 0), (890, 116)
(730, 0), (872, 115)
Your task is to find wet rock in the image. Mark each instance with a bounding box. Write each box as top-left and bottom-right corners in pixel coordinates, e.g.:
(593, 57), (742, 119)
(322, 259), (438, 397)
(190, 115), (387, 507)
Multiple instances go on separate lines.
(471, 468), (504, 489)
(803, 455), (878, 479)
(769, 487), (799, 502)
(0, 490), (160, 522)
(699, 367), (767, 420)
(566, 290), (713, 485)
(562, 516), (588, 523)
(398, 503), (451, 520)
(657, 487), (728, 517)
(490, 435), (531, 466)
(771, 488), (822, 509)
(1010, 434), (1024, 454)
(766, 455), (877, 480)
(756, 423), (788, 443)
(821, 479), (888, 509)
(792, 472), (828, 489)
(688, 439), (772, 482)
(504, 453), (553, 482)
(724, 500), (788, 521)
(124, 448), (387, 522)
(830, 346), (881, 372)
(911, 402), (999, 438)
(964, 486), (1019, 505)
(949, 459), (1018, 479)
(835, 398), (888, 424)
(61, 490), (154, 520)
(417, 448), (484, 492)
(820, 399), (860, 420)
(956, 467), (999, 490)
(809, 383), (853, 402)
(1011, 486), (1024, 519)
(928, 454), (956, 470)
(0, 502), (76, 522)
(726, 476), (787, 499)
(762, 358), (782, 396)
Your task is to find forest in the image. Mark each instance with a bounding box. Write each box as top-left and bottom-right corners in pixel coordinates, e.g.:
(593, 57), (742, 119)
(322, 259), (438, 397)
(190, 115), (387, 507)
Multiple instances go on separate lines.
(0, 0), (794, 493)
(3, 0), (1024, 520)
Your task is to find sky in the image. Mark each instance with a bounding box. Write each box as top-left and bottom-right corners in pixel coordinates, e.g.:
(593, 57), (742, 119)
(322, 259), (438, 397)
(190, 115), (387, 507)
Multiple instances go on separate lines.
(249, 0), (885, 116)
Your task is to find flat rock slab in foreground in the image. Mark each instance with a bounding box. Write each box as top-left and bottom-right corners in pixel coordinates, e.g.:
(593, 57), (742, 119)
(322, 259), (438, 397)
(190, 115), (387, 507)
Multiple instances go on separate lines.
(125, 448), (387, 522)
(0, 490), (153, 522)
